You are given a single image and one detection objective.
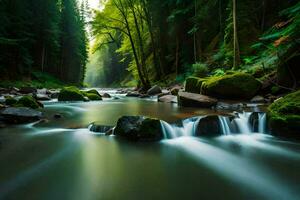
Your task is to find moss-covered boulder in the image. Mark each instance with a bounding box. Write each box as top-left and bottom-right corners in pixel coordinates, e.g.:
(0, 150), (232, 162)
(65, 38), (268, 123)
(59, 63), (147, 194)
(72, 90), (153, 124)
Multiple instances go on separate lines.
(267, 90), (300, 139)
(81, 89), (102, 101)
(58, 86), (85, 101)
(114, 116), (163, 141)
(201, 73), (261, 99)
(185, 77), (205, 94)
(15, 96), (43, 109)
(5, 96), (18, 106)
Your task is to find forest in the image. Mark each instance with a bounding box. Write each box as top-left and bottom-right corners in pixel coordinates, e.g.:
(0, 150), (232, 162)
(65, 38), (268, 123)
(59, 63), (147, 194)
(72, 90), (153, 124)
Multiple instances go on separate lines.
(0, 1), (300, 200)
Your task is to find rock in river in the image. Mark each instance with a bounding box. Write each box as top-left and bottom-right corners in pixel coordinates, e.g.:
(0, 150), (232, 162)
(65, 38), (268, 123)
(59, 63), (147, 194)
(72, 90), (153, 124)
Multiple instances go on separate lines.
(147, 85), (162, 96)
(0, 107), (43, 124)
(158, 95), (177, 104)
(178, 92), (218, 108)
(114, 116), (163, 141)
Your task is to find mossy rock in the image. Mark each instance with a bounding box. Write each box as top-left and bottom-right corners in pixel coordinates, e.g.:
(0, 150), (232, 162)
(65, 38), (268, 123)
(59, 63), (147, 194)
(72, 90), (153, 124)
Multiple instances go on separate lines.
(85, 93), (102, 101)
(81, 89), (102, 101)
(201, 73), (261, 99)
(58, 86), (85, 101)
(114, 116), (163, 141)
(267, 90), (300, 139)
(5, 96), (18, 106)
(185, 77), (206, 94)
(15, 95), (42, 109)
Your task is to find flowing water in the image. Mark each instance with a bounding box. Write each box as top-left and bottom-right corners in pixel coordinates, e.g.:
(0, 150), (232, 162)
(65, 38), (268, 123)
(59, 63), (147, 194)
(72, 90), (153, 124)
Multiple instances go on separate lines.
(0, 90), (299, 200)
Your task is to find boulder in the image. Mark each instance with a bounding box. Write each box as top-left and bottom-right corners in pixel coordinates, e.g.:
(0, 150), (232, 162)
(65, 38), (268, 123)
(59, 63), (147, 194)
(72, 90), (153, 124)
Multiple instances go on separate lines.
(126, 91), (140, 97)
(178, 92), (218, 108)
(170, 86), (182, 96)
(15, 95), (43, 109)
(267, 90), (300, 139)
(0, 107), (43, 124)
(36, 94), (51, 101)
(114, 116), (163, 141)
(185, 77), (205, 94)
(58, 86), (85, 101)
(250, 95), (265, 103)
(19, 87), (37, 94)
(102, 93), (111, 98)
(5, 96), (18, 106)
(195, 115), (222, 137)
(139, 94), (150, 98)
(201, 73), (261, 99)
(158, 95), (177, 104)
(85, 93), (102, 101)
(147, 85), (162, 95)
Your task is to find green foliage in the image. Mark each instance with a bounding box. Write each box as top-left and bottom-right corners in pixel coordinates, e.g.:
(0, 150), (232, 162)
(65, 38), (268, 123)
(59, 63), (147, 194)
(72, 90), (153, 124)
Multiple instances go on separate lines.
(192, 63), (209, 78)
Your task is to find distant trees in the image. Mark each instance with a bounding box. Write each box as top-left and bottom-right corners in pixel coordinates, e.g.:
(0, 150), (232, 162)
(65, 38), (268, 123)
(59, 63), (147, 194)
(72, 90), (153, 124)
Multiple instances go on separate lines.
(0, 0), (88, 85)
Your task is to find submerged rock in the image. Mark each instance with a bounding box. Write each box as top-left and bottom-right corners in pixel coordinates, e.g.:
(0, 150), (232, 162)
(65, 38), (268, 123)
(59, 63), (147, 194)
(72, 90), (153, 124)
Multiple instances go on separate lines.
(58, 86), (85, 101)
(0, 107), (43, 124)
(114, 116), (163, 141)
(89, 122), (114, 134)
(267, 90), (300, 139)
(147, 85), (162, 95)
(201, 73), (261, 99)
(178, 92), (218, 108)
(196, 115), (222, 137)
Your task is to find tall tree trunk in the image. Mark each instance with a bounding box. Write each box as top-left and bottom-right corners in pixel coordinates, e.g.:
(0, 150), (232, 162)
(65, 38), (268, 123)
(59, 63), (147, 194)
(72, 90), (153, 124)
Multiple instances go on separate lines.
(114, 0), (149, 88)
(141, 0), (162, 80)
(41, 45), (45, 72)
(129, 0), (150, 87)
(261, 0), (266, 31)
(175, 36), (179, 76)
(233, 0), (240, 69)
(193, 0), (197, 63)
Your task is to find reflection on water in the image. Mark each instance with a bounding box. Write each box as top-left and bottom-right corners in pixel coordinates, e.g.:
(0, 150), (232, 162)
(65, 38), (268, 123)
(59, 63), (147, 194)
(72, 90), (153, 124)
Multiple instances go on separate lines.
(0, 96), (300, 200)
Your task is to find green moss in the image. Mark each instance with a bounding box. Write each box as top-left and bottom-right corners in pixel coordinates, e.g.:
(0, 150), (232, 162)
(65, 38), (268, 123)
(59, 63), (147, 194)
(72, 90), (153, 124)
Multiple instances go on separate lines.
(81, 89), (102, 101)
(267, 90), (300, 138)
(58, 86), (85, 101)
(15, 95), (42, 109)
(185, 77), (206, 94)
(5, 96), (18, 106)
(85, 93), (102, 101)
(201, 73), (261, 99)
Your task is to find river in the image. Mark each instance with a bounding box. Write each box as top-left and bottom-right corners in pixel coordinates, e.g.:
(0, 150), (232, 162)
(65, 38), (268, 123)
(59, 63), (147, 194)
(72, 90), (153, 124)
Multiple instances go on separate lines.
(0, 90), (299, 200)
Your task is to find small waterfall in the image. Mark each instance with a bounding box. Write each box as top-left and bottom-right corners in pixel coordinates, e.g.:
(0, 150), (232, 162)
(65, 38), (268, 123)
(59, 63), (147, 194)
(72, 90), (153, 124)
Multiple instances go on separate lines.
(233, 112), (252, 134)
(161, 112), (268, 139)
(258, 113), (267, 134)
(218, 117), (231, 135)
(160, 118), (200, 139)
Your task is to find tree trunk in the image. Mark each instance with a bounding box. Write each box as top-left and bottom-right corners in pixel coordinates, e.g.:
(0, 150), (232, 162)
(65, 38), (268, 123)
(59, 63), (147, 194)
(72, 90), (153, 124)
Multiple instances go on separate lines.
(193, 0), (197, 63)
(175, 36), (179, 76)
(129, 0), (150, 87)
(233, 0), (240, 69)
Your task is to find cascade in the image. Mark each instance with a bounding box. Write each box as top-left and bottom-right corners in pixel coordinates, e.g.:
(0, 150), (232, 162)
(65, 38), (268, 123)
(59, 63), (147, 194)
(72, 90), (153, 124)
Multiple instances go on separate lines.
(161, 112), (268, 139)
